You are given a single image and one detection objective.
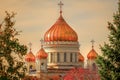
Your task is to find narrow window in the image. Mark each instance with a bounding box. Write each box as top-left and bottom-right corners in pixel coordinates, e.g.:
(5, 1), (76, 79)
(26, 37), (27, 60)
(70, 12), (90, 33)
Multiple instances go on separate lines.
(75, 53), (77, 62)
(64, 53), (66, 62)
(70, 53), (73, 62)
(57, 52), (60, 62)
(53, 53), (55, 63)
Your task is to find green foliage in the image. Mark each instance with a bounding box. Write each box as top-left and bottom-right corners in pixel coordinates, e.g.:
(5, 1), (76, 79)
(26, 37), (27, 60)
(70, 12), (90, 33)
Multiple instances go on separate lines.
(0, 11), (27, 80)
(96, 0), (120, 80)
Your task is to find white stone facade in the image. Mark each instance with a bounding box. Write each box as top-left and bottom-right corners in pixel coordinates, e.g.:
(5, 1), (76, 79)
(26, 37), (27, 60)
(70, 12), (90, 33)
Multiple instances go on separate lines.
(43, 41), (83, 70)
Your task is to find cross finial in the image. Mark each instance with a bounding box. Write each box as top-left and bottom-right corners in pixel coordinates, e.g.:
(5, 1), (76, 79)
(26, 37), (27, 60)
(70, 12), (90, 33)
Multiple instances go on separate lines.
(58, 1), (64, 15)
(28, 42), (32, 51)
(40, 38), (44, 48)
(91, 39), (95, 49)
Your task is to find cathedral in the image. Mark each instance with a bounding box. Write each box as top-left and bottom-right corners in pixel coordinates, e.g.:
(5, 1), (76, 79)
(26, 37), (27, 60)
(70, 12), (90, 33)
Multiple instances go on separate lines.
(24, 1), (100, 80)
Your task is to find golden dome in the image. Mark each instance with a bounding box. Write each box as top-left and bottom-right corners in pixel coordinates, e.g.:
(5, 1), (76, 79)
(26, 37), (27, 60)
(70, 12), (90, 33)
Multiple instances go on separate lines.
(78, 53), (84, 62)
(44, 14), (78, 42)
(25, 51), (35, 62)
(87, 48), (98, 60)
(36, 48), (48, 59)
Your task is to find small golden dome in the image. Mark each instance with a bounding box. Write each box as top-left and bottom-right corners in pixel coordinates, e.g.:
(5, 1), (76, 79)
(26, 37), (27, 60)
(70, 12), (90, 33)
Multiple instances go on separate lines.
(36, 48), (48, 59)
(87, 49), (98, 60)
(78, 53), (84, 62)
(25, 51), (35, 62)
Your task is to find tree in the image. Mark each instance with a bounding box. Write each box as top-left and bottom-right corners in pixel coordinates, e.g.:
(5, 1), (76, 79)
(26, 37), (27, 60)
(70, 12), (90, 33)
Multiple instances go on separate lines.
(0, 11), (27, 80)
(96, 0), (120, 80)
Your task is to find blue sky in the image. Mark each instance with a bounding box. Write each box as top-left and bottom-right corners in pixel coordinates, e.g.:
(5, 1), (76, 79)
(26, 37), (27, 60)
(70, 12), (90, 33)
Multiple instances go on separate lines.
(0, 0), (118, 60)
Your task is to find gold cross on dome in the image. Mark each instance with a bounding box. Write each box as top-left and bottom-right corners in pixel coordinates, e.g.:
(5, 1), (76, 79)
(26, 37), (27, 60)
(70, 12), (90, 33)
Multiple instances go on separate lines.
(28, 42), (32, 51)
(40, 38), (44, 48)
(58, 1), (64, 13)
(91, 39), (95, 48)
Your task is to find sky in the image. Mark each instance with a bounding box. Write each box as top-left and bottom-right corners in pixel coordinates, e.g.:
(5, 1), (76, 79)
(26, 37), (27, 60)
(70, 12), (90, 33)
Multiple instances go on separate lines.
(0, 0), (118, 61)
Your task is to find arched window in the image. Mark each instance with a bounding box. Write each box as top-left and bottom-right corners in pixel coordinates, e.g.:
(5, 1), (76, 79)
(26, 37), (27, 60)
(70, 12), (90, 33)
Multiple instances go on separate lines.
(64, 53), (66, 62)
(57, 52), (60, 62)
(70, 53), (73, 62)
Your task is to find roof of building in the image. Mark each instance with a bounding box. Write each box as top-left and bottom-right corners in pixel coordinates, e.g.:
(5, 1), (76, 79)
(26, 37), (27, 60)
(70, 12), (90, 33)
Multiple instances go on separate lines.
(87, 48), (98, 60)
(36, 47), (48, 59)
(78, 52), (84, 62)
(44, 5), (78, 42)
(25, 50), (36, 62)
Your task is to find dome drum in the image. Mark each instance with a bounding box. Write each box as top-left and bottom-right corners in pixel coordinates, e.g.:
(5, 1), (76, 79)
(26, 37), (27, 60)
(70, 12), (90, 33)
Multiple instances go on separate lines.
(44, 41), (79, 45)
(43, 46), (79, 53)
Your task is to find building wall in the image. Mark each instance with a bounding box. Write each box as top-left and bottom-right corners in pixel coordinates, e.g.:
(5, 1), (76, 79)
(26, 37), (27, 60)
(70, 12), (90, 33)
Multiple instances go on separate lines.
(43, 41), (83, 70)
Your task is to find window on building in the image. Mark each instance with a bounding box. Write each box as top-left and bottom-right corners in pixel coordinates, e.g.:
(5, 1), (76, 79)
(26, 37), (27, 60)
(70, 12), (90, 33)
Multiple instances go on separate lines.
(75, 53), (77, 62)
(57, 52), (60, 62)
(92, 63), (97, 71)
(64, 53), (66, 62)
(70, 53), (73, 62)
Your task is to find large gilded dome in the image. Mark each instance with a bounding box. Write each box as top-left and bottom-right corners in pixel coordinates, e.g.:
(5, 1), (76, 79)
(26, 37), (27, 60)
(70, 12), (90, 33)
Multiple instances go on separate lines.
(44, 14), (78, 42)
